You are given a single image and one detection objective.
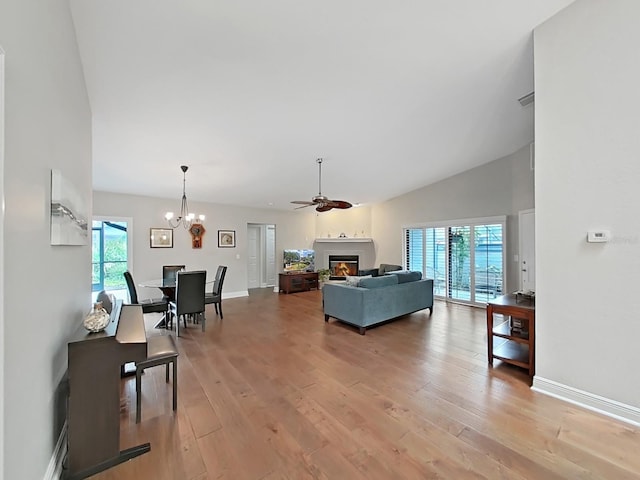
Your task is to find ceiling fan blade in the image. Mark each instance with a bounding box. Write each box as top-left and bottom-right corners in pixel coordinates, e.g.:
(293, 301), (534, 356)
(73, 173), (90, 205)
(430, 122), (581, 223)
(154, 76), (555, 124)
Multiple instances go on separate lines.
(315, 204), (333, 212)
(294, 203), (314, 210)
(325, 200), (353, 209)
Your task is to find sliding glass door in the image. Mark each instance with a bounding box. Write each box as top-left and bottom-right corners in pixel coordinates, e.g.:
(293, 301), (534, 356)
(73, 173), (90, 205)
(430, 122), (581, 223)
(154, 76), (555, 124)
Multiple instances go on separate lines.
(404, 217), (505, 305)
(473, 223), (504, 302)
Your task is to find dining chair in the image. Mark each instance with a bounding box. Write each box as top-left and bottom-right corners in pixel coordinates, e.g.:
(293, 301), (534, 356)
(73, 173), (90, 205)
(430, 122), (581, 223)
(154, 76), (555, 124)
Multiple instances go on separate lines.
(135, 334), (178, 423)
(205, 265), (227, 319)
(123, 271), (168, 315)
(95, 290), (115, 314)
(168, 270), (206, 336)
(162, 265), (185, 285)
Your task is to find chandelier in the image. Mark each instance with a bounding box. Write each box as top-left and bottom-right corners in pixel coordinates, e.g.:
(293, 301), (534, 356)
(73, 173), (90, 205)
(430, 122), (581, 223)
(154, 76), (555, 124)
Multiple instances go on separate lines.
(164, 165), (205, 229)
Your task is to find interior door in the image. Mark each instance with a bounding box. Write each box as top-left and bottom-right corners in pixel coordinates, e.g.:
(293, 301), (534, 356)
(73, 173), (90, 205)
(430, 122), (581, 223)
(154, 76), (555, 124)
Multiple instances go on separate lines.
(519, 209), (535, 292)
(247, 225), (260, 289)
(265, 225), (276, 287)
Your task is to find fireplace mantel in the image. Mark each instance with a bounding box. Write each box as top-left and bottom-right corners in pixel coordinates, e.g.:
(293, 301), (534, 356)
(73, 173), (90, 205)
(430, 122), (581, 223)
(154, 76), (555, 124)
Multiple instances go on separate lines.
(314, 238), (373, 243)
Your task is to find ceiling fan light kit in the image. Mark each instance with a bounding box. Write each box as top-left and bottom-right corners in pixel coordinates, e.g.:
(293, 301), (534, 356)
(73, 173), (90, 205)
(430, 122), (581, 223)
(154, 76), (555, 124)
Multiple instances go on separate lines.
(291, 158), (353, 212)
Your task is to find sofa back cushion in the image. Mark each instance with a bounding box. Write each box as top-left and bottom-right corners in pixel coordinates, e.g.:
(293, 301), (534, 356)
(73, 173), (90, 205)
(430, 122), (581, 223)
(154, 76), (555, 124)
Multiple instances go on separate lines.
(385, 270), (422, 283)
(345, 274), (372, 287)
(378, 264), (402, 275)
(358, 275), (398, 289)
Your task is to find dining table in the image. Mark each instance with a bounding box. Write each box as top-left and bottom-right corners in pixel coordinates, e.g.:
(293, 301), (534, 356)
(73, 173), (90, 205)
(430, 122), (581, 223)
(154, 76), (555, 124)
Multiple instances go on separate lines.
(139, 277), (213, 329)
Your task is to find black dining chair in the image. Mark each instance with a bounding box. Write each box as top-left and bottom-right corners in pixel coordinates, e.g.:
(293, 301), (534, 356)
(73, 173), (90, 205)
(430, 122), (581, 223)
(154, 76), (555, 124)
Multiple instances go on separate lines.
(135, 334), (179, 423)
(123, 271), (168, 315)
(168, 270), (206, 336)
(205, 265), (227, 319)
(95, 290), (115, 314)
(162, 265), (185, 285)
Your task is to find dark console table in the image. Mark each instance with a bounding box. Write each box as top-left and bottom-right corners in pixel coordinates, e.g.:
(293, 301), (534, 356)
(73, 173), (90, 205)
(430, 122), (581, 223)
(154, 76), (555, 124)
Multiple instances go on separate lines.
(65, 301), (149, 479)
(278, 272), (319, 294)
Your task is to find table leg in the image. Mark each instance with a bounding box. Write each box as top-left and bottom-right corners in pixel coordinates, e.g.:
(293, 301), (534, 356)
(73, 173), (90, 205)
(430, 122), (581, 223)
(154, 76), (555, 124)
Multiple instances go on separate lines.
(153, 314), (168, 329)
(487, 305), (494, 366)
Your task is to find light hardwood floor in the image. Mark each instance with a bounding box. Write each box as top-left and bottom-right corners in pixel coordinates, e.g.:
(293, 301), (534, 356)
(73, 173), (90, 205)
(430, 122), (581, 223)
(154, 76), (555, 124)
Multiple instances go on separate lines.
(91, 289), (640, 479)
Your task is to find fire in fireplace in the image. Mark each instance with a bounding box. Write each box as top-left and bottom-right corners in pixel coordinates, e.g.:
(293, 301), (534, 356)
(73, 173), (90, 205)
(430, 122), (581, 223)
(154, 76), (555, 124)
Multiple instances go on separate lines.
(328, 255), (359, 279)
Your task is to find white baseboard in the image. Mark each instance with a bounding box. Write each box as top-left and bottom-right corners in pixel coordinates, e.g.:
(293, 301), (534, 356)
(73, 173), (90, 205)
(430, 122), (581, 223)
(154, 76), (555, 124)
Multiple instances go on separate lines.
(532, 376), (640, 427)
(224, 290), (249, 299)
(43, 421), (67, 480)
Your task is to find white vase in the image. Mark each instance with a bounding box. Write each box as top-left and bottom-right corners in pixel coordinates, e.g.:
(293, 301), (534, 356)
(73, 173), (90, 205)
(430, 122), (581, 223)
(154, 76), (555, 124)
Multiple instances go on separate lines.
(83, 301), (110, 332)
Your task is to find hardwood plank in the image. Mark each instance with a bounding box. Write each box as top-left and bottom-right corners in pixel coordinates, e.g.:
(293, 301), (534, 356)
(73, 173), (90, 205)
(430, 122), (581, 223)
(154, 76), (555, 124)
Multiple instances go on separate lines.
(87, 292), (640, 479)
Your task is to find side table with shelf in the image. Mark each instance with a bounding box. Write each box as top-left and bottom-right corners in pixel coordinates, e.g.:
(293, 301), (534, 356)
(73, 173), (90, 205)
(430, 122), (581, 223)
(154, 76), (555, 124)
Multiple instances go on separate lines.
(486, 294), (535, 377)
(278, 272), (319, 294)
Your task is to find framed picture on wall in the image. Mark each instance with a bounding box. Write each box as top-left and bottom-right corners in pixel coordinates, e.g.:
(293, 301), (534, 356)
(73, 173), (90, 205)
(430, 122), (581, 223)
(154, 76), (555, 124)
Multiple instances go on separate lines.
(218, 230), (236, 248)
(150, 228), (173, 248)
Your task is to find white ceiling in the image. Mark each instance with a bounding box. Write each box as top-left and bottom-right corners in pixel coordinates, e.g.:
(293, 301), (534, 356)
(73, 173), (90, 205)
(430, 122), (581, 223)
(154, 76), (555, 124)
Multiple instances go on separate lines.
(69, 0), (574, 211)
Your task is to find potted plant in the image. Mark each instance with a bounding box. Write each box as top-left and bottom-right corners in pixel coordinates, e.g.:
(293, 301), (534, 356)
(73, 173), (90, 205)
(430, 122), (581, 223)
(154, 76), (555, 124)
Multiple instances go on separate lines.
(317, 268), (331, 284)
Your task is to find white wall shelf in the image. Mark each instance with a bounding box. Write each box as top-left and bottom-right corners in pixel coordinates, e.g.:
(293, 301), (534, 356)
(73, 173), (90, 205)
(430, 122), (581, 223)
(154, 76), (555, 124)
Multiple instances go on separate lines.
(314, 238), (373, 243)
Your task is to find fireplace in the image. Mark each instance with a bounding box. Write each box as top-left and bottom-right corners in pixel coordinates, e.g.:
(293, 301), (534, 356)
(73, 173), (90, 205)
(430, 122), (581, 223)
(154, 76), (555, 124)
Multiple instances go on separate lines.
(328, 255), (359, 280)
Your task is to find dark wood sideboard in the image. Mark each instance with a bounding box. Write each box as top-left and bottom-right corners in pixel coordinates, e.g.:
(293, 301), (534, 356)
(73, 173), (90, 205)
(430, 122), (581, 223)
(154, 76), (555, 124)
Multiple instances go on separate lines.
(65, 301), (149, 479)
(278, 272), (319, 294)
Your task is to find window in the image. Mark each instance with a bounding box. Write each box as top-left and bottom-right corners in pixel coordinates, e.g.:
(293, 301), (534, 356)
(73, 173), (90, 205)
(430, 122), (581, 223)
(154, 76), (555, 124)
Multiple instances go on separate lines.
(92, 220), (128, 292)
(404, 217), (505, 305)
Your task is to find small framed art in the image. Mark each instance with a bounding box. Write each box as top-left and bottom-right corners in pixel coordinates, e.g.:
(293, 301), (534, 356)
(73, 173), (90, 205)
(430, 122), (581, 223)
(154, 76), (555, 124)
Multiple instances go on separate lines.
(150, 228), (173, 248)
(218, 230), (236, 248)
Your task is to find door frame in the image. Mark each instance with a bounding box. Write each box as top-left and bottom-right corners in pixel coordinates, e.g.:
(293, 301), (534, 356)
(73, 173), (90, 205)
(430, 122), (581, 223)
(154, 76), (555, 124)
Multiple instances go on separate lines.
(247, 223), (276, 289)
(92, 216), (134, 296)
(0, 45), (6, 476)
(518, 208), (535, 292)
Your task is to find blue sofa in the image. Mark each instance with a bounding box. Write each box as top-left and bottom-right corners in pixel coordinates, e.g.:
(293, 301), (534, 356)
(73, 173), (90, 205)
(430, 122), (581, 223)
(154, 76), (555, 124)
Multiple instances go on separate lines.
(322, 272), (434, 334)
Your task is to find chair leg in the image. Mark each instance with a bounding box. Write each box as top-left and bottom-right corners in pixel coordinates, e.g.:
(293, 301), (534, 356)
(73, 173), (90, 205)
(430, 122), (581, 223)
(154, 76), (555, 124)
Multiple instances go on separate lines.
(214, 303), (218, 315)
(201, 312), (205, 332)
(136, 367), (143, 424)
(172, 358), (178, 411)
(218, 301), (223, 320)
(165, 363), (169, 383)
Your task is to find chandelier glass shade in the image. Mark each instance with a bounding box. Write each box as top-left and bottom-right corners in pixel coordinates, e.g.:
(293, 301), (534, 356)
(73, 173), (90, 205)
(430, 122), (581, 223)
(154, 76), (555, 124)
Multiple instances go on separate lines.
(165, 165), (205, 229)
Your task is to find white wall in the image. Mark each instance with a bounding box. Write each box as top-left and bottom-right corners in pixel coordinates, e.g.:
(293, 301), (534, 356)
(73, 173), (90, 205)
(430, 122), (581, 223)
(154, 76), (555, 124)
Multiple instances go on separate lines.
(0, 1), (92, 478)
(0, 45), (5, 480)
(93, 191), (315, 296)
(314, 206), (372, 239)
(534, 0), (640, 411)
(370, 145), (534, 293)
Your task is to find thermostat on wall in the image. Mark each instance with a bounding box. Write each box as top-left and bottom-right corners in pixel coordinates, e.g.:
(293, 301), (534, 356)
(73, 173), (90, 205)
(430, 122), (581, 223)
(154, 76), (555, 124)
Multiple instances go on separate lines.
(587, 230), (610, 243)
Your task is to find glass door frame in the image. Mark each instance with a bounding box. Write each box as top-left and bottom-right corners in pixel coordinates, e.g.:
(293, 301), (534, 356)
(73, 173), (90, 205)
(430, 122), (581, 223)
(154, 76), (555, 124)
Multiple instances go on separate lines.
(92, 216), (134, 292)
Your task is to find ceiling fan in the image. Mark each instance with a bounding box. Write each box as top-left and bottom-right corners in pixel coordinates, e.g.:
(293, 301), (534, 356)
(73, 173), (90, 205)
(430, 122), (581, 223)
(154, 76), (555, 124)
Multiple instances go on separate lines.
(291, 158), (353, 212)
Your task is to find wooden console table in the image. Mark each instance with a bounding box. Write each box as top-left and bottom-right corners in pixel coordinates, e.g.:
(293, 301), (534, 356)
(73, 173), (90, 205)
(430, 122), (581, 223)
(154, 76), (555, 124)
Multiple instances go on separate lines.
(278, 272), (319, 294)
(486, 294), (535, 377)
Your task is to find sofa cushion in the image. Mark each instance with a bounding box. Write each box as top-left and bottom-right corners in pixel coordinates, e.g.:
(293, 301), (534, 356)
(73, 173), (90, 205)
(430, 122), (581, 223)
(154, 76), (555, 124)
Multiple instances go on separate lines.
(345, 274), (372, 287)
(378, 264), (402, 275)
(385, 270), (422, 283)
(358, 275), (398, 289)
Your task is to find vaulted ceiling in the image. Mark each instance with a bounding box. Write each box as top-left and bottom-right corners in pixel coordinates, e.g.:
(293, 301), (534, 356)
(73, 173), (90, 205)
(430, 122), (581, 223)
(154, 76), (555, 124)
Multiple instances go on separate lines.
(69, 0), (575, 210)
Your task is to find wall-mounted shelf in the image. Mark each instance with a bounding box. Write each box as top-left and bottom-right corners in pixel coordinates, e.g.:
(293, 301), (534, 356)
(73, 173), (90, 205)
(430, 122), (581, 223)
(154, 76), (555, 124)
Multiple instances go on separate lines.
(314, 238), (373, 243)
